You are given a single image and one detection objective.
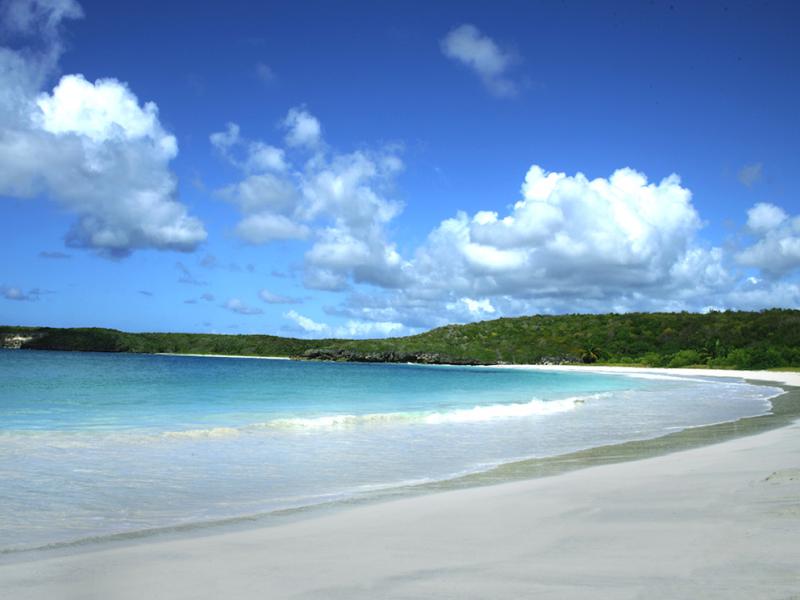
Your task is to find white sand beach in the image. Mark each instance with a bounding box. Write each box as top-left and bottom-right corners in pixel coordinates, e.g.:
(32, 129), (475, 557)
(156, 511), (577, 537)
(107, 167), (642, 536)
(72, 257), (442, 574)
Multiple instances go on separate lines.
(1, 367), (798, 599)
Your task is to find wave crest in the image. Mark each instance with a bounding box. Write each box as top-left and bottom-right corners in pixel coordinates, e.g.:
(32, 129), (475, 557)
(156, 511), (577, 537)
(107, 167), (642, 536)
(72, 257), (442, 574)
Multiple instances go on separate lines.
(422, 394), (601, 424)
(156, 393), (603, 437)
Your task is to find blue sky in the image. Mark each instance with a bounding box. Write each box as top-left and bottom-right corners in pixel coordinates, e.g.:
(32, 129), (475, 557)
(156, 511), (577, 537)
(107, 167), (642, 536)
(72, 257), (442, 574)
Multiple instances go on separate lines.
(1, 0), (798, 337)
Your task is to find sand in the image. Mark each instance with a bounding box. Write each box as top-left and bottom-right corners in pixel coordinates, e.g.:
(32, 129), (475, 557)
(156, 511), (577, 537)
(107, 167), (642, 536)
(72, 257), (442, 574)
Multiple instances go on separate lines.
(1, 367), (799, 599)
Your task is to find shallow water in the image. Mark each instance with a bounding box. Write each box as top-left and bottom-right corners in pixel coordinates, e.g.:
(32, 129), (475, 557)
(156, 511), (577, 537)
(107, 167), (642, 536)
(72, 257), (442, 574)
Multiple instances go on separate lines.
(0, 350), (780, 552)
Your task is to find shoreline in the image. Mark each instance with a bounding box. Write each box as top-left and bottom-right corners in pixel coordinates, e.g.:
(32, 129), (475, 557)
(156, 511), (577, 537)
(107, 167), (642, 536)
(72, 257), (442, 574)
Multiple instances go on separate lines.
(2, 366), (798, 598)
(493, 363), (800, 386)
(157, 349), (800, 382)
(382, 367), (799, 497)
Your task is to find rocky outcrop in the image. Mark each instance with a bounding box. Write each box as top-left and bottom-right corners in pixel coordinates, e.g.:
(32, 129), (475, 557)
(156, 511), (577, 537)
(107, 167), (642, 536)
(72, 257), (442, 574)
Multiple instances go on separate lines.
(0, 335), (34, 349)
(296, 348), (493, 366)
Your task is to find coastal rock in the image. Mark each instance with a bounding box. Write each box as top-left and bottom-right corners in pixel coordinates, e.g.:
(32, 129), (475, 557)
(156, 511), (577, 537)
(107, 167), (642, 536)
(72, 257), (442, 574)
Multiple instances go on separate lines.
(297, 348), (492, 366)
(0, 334), (35, 349)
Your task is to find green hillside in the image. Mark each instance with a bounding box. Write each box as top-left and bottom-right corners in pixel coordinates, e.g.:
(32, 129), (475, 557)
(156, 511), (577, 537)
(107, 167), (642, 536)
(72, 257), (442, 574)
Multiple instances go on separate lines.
(3, 309), (799, 370)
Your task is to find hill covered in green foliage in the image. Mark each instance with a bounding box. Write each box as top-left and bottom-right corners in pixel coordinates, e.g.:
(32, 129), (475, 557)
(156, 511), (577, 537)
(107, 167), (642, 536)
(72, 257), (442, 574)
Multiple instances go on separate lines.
(2, 309), (799, 370)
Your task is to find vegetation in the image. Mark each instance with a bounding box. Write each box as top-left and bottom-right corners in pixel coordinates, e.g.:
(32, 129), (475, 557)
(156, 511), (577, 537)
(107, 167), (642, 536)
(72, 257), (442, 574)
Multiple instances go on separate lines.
(3, 309), (800, 370)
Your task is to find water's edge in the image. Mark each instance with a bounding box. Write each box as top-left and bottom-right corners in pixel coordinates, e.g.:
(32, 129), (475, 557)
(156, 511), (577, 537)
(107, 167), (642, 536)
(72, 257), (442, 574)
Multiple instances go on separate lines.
(2, 376), (796, 565)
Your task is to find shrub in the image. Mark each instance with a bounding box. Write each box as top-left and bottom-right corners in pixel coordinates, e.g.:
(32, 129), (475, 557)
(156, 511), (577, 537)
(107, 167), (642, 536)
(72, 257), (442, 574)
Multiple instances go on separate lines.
(667, 349), (702, 368)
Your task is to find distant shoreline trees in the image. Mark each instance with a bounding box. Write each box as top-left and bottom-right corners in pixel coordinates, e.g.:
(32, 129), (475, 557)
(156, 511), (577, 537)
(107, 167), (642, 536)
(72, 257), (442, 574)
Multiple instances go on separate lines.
(2, 309), (799, 370)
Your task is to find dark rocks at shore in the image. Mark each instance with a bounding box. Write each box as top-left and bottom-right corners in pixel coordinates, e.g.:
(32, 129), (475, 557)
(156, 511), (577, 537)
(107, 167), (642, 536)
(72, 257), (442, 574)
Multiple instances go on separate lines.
(296, 348), (495, 366)
(0, 333), (41, 349)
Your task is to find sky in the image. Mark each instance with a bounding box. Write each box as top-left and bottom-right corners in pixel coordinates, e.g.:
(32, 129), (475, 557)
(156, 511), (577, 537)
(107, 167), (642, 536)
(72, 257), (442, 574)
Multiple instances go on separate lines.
(1, 0), (799, 337)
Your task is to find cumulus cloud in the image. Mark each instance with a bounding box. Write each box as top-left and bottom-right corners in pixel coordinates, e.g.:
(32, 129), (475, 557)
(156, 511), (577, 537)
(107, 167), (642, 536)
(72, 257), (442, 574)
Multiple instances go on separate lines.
(282, 308), (405, 339)
(315, 165), (750, 331)
(440, 24), (518, 97)
(299, 150), (407, 291)
(259, 289), (301, 304)
(723, 278), (800, 310)
(334, 320), (405, 338)
(223, 298), (263, 315)
(236, 212), (310, 244)
(209, 122), (240, 155)
(284, 309), (328, 333)
(409, 166), (708, 300)
(211, 122), (287, 173)
(447, 297), (496, 317)
(737, 202), (800, 278)
(210, 120), (310, 245)
(738, 162), (763, 187)
(282, 107), (321, 148)
(212, 110), (796, 331)
(0, 0), (206, 256)
(745, 202), (786, 233)
(211, 108), (406, 288)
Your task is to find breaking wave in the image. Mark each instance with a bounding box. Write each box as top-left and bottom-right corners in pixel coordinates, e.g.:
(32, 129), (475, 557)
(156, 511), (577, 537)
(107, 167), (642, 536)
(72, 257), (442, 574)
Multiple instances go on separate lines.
(159, 392), (607, 437)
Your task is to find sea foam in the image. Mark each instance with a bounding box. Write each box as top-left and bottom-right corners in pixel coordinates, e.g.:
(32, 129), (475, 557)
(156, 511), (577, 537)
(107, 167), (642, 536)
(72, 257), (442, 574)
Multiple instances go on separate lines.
(422, 393), (605, 424)
(158, 392), (603, 436)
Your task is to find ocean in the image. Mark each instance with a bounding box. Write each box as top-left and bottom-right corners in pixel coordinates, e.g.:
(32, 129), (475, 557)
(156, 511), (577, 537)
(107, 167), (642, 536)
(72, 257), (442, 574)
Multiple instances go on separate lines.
(0, 349), (780, 552)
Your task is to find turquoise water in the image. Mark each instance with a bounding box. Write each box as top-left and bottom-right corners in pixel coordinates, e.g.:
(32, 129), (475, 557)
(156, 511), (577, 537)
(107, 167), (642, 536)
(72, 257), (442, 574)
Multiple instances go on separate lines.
(0, 350), (780, 552)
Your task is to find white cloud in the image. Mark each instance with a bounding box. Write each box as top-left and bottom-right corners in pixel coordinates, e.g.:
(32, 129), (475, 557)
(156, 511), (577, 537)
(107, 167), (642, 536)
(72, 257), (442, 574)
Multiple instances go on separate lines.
(719, 278), (800, 312)
(211, 111), (798, 328)
(211, 110), (407, 288)
(737, 202), (800, 277)
(246, 142), (287, 172)
(209, 122), (240, 153)
(282, 107), (321, 148)
(0, 1), (206, 256)
(284, 309), (329, 333)
(462, 298), (495, 316)
(299, 149), (407, 290)
(210, 122), (307, 243)
(318, 165), (754, 330)
(211, 122), (287, 173)
(35, 75), (175, 152)
(282, 309), (407, 339)
(302, 267), (348, 292)
(235, 213), (310, 244)
(409, 166), (707, 300)
(334, 320), (405, 338)
(441, 24), (517, 97)
(223, 298), (263, 315)
(217, 174), (297, 215)
(746, 202), (787, 233)
(668, 247), (731, 292)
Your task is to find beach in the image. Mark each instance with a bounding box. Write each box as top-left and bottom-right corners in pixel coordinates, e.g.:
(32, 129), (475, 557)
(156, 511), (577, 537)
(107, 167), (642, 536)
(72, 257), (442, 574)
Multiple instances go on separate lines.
(1, 366), (798, 599)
